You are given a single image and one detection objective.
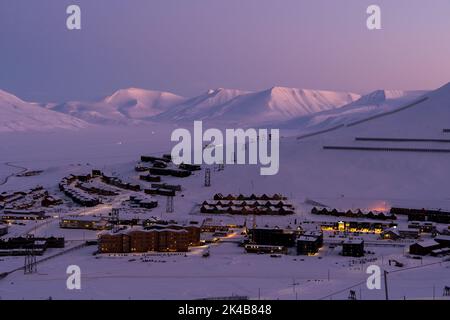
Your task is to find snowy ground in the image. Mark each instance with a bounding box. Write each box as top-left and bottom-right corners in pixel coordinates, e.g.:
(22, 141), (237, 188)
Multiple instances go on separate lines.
(2, 240), (449, 300)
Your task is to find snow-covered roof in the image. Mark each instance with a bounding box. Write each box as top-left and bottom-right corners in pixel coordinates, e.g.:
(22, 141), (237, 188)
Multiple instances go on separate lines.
(343, 239), (364, 245)
(398, 228), (419, 233)
(302, 231), (322, 237)
(431, 248), (450, 254)
(62, 215), (107, 222)
(435, 235), (450, 242)
(414, 240), (440, 248)
(297, 236), (318, 242)
(103, 226), (189, 236)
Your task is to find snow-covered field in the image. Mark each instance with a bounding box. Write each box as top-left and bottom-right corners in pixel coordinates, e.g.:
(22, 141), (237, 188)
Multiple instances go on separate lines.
(2, 239), (449, 300)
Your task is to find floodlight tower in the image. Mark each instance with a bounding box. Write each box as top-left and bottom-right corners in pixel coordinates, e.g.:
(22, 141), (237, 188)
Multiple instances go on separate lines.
(24, 250), (37, 275)
(166, 196), (174, 213)
(204, 168), (211, 187)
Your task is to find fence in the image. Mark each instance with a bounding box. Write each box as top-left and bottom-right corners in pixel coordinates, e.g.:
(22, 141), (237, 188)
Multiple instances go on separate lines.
(355, 137), (450, 143)
(346, 97), (429, 127)
(323, 146), (450, 153)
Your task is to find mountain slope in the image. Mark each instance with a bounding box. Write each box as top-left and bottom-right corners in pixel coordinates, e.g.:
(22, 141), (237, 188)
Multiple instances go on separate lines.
(154, 88), (250, 121)
(336, 84), (450, 138)
(49, 88), (186, 125)
(155, 87), (360, 125)
(104, 88), (186, 119)
(348, 90), (416, 106)
(0, 90), (89, 132)
(279, 90), (427, 134)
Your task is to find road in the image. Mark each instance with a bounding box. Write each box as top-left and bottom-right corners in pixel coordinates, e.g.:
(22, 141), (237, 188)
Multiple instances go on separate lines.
(0, 162), (28, 186)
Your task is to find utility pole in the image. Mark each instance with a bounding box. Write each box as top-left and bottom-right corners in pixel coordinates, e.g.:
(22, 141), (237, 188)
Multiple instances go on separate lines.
(204, 168), (211, 187)
(348, 290), (357, 300)
(111, 208), (120, 233)
(24, 249), (37, 275)
(166, 196), (174, 213)
(384, 270), (389, 300)
(292, 278), (299, 297)
(444, 286), (450, 297)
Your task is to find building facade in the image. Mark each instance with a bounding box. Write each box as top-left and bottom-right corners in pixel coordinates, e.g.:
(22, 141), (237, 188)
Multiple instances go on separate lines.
(99, 227), (192, 253)
(342, 239), (364, 257)
(60, 216), (110, 230)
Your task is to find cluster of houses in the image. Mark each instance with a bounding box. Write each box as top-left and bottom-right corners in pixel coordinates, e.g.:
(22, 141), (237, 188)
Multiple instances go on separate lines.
(59, 170), (144, 207)
(140, 155), (172, 163)
(409, 235), (450, 256)
(76, 181), (119, 196)
(320, 220), (395, 234)
(140, 155), (201, 171)
(201, 200), (295, 215)
(137, 164), (193, 178)
(137, 154), (196, 178)
(59, 175), (101, 207)
(59, 212), (151, 231)
(381, 227), (420, 240)
(60, 215), (110, 230)
(201, 218), (234, 233)
(213, 194), (287, 201)
(381, 221), (438, 240)
(311, 207), (396, 221)
(245, 226), (365, 257)
(179, 163), (202, 171)
(148, 168), (192, 178)
(0, 187), (44, 205)
(407, 221), (436, 233)
(0, 236), (64, 256)
(1, 209), (48, 221)
(127, 195), (158, 209)
(98, 222), (201, 253)
(101, 174), (141, 192)
(390, 207), (450, 224)
(144, 183), (182, 197)
(247, 226), (301, 249)
(59, 194), (165, 230)
(201, 194), (294, 216)
(0, 186), (62, 222)
(41, 195), (63, 207)
(298, 234), (364, 257)
(0, 186), (62, 212)
(16, 170), (43, 177)
(139, 174), (161, 182)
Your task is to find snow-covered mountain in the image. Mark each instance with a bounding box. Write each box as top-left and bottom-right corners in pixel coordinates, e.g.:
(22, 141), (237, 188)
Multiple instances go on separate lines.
(103, 88), (186, 119)
(155, 86), (360, 125)
(349, 89), (414, 106)
(279, 89), (428, 134)
(1, 86), (431, 133)
(47, 88), (186, 125)
(154, 88), (251, 122)
(0, 89), (89, 132)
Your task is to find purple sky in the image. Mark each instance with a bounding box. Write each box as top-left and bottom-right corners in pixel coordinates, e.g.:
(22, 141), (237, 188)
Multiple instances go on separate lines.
(1, 0), (450, 102)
